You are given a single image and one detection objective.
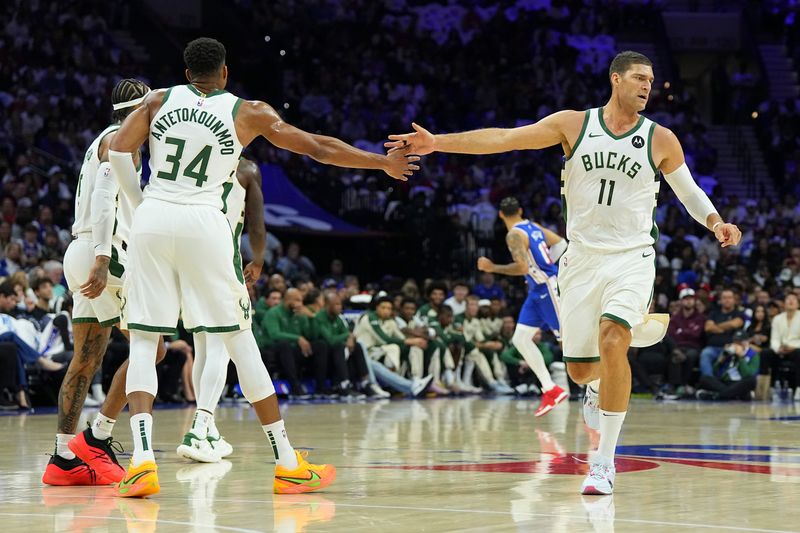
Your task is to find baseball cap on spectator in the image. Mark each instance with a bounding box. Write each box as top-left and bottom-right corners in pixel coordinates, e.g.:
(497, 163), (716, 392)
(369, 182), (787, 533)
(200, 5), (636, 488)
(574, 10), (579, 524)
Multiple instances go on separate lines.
(478, 299), (491, 307)
(679, 288), (695, 299)
(732, 330), (749, 343)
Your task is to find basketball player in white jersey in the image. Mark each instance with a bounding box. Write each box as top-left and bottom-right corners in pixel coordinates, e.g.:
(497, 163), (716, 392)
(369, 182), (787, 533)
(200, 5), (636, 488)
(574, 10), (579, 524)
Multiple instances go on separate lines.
(387, 50), (741, 495)
(177, 157), (264, 462)
(107, 37), (418, 497)
(43, 79), (168, 488)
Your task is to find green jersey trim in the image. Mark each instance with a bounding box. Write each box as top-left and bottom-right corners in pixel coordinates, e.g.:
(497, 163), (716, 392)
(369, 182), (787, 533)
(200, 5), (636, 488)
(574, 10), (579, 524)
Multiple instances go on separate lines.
(128, 323), (178, 335)
(109, 245), (125, 278)
(598, 108), (645, 140)
(72, 317), (100, 324)
(563, 355), (601, 363)
(161, 87), (173, 107)
(600, 312), (631, 330)
(565, 109), (590, 161)
(646, 121), (658, 174)
(185, 325), (241, 333)
(232, 98), (244, 120)
(185, 84), (228, 98)
(99, 316), (121, 327)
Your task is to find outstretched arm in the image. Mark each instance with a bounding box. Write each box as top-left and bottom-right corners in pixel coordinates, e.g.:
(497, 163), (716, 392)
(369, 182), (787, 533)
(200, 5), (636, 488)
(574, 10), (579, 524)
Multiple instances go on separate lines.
(654, 126), (741, 247)
(237, 101), (419, 181)
(477, 231), (529, 276)
(385, 111), (580, 156)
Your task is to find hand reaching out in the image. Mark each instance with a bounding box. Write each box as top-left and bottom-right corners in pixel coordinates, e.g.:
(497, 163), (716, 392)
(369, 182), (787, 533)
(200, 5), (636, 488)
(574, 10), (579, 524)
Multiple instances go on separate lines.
(385, 122), (436, 156)
(477, 256), (495, 272)
(383, 146), (421, 181)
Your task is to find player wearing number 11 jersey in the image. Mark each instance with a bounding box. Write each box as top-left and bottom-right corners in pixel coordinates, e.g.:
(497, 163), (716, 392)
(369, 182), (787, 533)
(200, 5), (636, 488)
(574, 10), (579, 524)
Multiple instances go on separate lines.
(107, 37), (419, 498)
(387, 50), (741, 496)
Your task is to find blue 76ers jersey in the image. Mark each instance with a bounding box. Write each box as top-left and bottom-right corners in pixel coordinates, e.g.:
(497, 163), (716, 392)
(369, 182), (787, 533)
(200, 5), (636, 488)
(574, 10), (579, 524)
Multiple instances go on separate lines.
(512, 220), (558, 293)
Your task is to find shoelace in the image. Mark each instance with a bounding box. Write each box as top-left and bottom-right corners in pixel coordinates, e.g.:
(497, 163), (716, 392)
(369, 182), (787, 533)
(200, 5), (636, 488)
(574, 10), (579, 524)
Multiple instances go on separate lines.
(588, 463), (612, 480)
(105, 437), (125, 457)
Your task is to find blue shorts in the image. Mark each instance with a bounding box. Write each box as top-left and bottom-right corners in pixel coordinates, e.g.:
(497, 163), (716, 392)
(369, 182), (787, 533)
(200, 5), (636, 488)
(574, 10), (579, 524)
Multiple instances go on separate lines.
(518, 288), (561, 340)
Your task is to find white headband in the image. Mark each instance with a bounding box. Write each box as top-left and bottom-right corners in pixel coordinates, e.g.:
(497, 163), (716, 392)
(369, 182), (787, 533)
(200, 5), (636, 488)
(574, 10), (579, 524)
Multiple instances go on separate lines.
(112, 89), (151, 110)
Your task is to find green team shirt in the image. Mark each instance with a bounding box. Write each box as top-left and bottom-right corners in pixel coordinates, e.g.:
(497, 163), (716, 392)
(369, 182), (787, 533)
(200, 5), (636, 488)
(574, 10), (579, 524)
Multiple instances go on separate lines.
(260, 304), (308, 347)
(314, 310), (350, 346)
(417, 303), (439, 325)
(500, 340), (554, 367)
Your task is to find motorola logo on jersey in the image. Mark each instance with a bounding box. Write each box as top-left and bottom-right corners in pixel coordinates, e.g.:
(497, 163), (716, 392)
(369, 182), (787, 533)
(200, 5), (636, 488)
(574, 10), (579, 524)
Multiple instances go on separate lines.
(632, 135), (645, 148)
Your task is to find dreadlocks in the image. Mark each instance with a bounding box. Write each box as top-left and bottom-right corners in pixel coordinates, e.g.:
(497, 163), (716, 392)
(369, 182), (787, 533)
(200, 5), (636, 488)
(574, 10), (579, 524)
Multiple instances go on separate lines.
(111, 78), (149, 123)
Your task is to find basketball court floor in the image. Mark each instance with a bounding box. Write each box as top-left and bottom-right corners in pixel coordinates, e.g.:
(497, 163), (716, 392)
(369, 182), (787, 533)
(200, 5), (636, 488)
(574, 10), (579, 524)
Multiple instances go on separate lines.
(2, 397), (799, 532)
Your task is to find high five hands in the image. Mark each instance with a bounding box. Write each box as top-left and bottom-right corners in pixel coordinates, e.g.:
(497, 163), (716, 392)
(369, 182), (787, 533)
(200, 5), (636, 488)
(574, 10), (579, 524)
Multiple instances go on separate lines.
(385, 122), (436, 156)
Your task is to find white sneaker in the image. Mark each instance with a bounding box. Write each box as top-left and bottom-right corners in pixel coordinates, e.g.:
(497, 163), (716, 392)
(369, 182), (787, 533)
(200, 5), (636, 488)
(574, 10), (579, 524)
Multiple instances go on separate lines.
(410, 375), (433, 397)
(369, 383), (391, 398)
(581, 460), (616, 495)
(583, 385), (599, 430)
(177, 432), (220, 463)
(207, 434), (233, 458)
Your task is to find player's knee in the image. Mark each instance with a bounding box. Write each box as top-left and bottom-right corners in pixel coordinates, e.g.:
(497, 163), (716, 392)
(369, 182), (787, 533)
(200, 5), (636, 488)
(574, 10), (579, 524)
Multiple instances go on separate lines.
(598, 321), (631, 356)
(566, 362), (596, 384)
(511, 325), (536, 349)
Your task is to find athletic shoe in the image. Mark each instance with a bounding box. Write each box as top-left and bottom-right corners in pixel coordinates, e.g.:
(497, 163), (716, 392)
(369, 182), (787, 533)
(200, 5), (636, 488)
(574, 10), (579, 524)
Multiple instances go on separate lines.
(42, 454), (100, 486)
(535, 385), (568, 417)
(490, 381), (515, 395)
(177, 431), (220, 463)
(365, 383), (391, 399)
(695, 389), (718, 401)
(274, 450), (336, 494)
(410, 375), (434, 397)
(116, 460), (160, 498)
(581, 459), (616, 495)
(207, 434), (233, 458)
(68, 428), (125, 484)
(429, 381), (450, 396)
(582, 385), (600, 430)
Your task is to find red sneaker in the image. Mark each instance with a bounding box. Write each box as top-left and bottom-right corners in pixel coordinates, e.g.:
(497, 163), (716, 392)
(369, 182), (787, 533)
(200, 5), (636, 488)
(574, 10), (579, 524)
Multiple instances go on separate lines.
(535, 385), (568, 417)
(69, 428), (125, 484)
(42, 454), (100, 486)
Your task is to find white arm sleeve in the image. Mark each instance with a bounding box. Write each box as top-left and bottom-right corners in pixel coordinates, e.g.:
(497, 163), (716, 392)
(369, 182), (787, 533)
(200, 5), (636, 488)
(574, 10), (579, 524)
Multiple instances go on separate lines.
(549, 238), (567, 261)
(663, 163), (717, 228)
(90, 162), (118, 258)
(108, 150), (143, 209)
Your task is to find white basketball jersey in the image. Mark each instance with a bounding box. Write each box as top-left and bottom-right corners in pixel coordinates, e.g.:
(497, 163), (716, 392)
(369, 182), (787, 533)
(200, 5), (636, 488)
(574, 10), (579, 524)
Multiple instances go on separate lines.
(73, 124), (118, 236)
(561, 107), (660, 253)
(73, 124), (139, 247)
(146, 84), (243, 210)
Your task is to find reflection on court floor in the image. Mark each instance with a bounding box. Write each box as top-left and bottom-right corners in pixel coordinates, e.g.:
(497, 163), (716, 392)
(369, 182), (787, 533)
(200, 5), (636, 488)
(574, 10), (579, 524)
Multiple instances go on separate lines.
(2, 398), (800, 532)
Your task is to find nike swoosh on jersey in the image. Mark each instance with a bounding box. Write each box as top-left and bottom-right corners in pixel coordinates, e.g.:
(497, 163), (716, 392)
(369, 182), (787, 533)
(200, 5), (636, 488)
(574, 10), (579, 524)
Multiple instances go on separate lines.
(588, 133), (603, 138)
(642, 251), (654, 258)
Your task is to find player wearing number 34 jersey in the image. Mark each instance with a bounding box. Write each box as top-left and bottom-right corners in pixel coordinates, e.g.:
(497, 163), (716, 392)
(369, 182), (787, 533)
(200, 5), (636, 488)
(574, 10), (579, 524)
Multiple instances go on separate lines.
(387, 50), (741, 496)
(107, 37), (419, 498)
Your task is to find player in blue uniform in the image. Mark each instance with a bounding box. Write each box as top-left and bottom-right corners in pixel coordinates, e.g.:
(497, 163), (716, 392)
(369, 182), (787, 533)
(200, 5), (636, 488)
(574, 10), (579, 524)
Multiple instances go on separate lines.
(477, 197), (569, 416)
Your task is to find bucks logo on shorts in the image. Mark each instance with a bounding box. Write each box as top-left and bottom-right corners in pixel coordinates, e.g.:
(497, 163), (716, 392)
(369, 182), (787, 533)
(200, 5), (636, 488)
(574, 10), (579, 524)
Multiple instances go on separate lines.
(239, 297), (251, 320)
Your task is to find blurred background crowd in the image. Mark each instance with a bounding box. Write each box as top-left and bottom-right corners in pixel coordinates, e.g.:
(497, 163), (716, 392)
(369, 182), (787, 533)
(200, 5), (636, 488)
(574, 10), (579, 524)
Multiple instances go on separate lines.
(1, 0), (800, 409)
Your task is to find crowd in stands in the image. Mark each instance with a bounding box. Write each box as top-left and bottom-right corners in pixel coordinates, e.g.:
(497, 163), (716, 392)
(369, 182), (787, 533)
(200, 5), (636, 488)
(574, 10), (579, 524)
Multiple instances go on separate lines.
(0, 0), (799, 409)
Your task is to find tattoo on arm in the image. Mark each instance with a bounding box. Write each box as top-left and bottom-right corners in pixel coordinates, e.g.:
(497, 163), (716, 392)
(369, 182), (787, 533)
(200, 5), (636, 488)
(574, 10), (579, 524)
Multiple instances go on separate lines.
(492, 232), (529, 276)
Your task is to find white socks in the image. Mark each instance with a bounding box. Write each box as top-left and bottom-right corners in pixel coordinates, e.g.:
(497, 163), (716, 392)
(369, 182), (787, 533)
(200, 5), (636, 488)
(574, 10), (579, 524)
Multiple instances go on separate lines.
(512, 325), (556, 391)
(91, 413), (116, 440)
(597, 409), (627, 462)
(262, 419), (298, 469)
(588, 379), (600, 393)
(208, 417), (221, 439)
(190, 409), (213, 440)
(130, 413), (155, 467)
(56, 433), (75, 460)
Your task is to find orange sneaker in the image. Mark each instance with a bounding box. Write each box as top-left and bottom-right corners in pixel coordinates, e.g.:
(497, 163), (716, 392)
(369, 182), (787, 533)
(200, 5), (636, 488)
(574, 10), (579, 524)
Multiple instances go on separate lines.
(116, 461), (160, 498)
(69, 428), (125, 484)
(42, 454), (100, 486)
(535, 384), (568, 417)
(274, 450), (336, 494)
